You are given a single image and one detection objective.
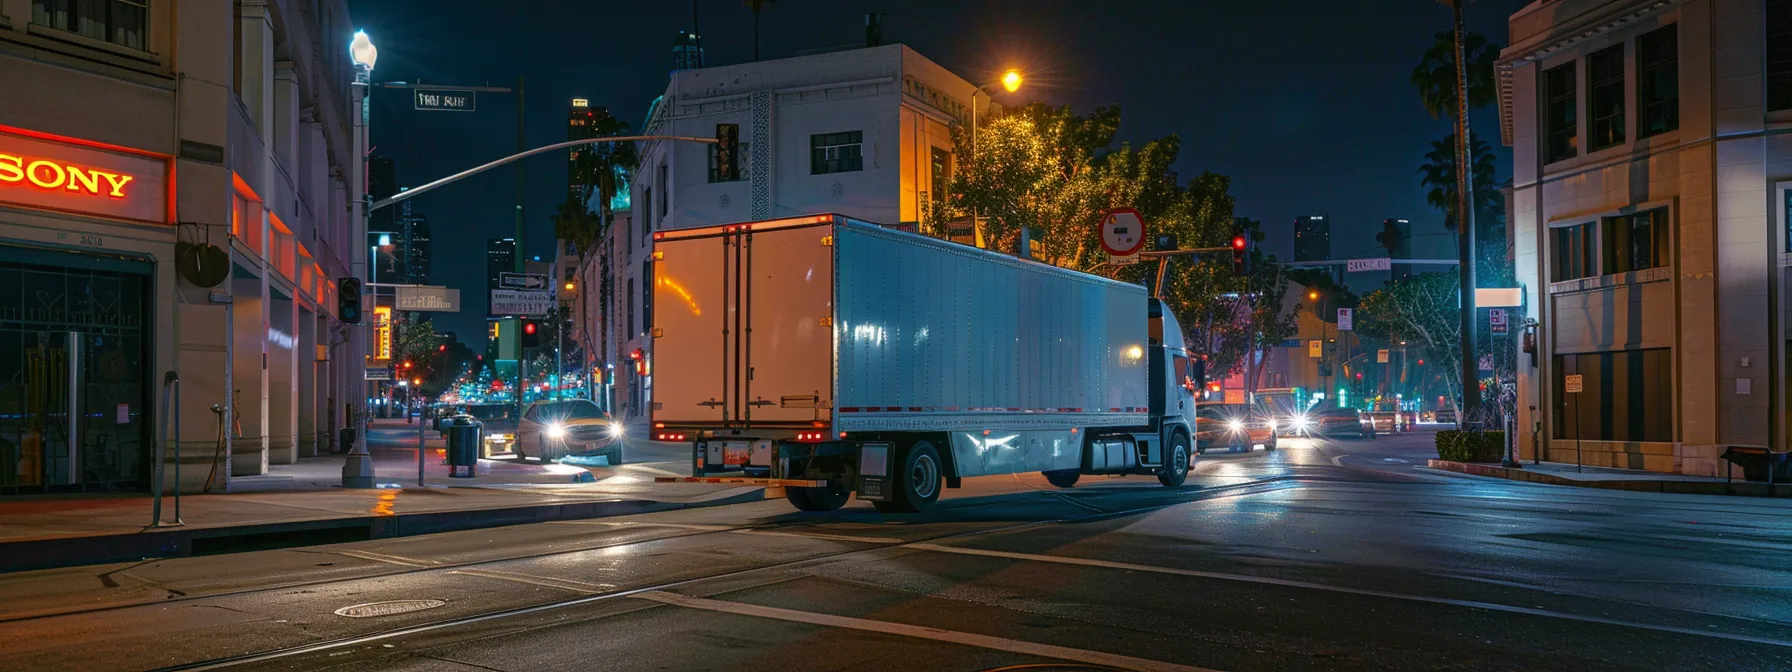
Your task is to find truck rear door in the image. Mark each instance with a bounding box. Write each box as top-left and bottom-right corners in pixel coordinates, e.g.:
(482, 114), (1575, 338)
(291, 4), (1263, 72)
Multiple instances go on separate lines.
(653, 218), (834, 428)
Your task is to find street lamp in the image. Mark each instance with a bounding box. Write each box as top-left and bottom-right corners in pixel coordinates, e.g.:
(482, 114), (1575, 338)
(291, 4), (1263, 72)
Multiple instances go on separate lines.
(970, 68), (1023, 248)
(344, 29), (378, 489)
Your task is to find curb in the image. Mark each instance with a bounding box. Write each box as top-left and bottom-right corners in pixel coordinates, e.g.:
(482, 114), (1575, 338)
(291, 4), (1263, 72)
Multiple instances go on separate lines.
(0, 488), (768, 574)
(1425, 460), (1790, 497)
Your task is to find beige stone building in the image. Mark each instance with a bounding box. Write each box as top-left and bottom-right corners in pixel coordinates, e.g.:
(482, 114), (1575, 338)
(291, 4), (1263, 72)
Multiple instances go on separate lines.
(1500, 0), (1792, 473)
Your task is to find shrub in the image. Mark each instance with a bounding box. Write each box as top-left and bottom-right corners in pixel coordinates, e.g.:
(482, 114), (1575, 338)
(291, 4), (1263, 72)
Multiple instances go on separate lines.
(1436, 430), (1506, 462)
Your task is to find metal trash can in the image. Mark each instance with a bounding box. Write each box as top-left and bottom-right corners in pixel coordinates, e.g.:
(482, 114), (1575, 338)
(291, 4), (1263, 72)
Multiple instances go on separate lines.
(446, 415), (482, 478)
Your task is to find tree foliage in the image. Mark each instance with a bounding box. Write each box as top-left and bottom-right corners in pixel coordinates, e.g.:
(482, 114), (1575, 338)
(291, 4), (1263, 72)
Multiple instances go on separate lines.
(1419, 131), (1500, 234)
(933, 105), (1291, 383)
(1356, 271), (1463, 411)
(1410, 29), (1500, 120)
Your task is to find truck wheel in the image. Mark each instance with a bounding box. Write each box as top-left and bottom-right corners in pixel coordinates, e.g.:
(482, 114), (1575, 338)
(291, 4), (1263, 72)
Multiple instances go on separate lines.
(604, 448), (623, 466)
(1157, 434), (1190, 487)
(1043, 469), (1081, 488)
(883, 441), (943, 513)
(784, 483), (849, 512)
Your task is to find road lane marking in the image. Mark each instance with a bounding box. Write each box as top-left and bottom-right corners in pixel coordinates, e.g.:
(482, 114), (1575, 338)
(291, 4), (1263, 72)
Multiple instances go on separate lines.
(908, 544), (1792, 648)
(451, 569), (614, 594)
(631, 590), (1218, 672)
(330, 550), (437, 568)
(548, 520), (735, 532)
(731, 529), (906, 545)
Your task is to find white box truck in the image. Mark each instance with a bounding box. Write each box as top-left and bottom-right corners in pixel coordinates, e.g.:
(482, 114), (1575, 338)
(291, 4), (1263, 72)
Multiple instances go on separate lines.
(651, 214), (1199, 512)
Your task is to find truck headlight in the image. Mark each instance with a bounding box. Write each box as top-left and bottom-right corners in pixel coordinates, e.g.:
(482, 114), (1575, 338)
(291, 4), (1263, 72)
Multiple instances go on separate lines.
(546, 424), (566, 439)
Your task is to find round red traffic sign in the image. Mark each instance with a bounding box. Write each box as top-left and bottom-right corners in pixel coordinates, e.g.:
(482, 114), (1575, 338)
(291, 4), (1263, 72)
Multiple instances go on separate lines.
(1099, 208), (1147, 257)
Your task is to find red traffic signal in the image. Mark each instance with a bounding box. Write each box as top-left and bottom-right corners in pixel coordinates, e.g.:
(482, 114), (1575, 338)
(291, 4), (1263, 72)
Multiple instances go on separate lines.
(1230, 230), (1249, 276)
(438, 344), (447, 353)
(523, 322), (538, 335)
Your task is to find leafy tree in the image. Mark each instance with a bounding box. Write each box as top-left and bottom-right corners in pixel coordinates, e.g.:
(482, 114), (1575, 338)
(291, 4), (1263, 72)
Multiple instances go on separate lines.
(1356, 271), (1463, 414)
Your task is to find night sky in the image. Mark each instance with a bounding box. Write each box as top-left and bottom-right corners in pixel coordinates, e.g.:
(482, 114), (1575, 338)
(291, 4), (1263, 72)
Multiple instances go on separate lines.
(346, 0), (1526, 340)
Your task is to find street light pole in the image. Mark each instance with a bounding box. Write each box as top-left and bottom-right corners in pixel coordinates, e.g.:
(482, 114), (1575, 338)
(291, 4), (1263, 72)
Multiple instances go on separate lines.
(343, 30), (379, 489)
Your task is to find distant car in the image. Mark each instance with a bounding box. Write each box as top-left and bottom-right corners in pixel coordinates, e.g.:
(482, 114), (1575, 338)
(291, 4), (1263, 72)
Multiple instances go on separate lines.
(1315, 408), (1375, 438)
(1435, 409), (1457, 425)
(515, 399), (622, 463)
(1367, 411), (1404, 434)
(1194, 404), (1278, 453)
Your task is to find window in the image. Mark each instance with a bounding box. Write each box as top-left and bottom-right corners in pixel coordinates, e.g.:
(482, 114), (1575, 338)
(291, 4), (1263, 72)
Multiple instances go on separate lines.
(1554, 349), (1672, 442)
(1587, 46), (1625, 151)
(658, 164), (668, 219)
(1635, 25), (1678, 137)
(1552, 222), (1594, 281)
(1544, 63), (1578, 163)
(811, 131), (864, 174)
(32, 0), (147, 50)
(708, 142), (750, 182)
(1771, 0), (1792, 111)
(642, 186), (652, 234)
(1602, 208), (1670, 274)
(626, 278), (635, 337)
(929, 147), (951, 204)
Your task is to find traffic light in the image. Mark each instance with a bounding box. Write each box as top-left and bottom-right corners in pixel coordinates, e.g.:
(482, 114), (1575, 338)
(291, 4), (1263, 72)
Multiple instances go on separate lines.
(521, 319), (541, 349)
(1230, 230), (1249, 276)
(337, 277), (362, 324)
(438, 344), (448, 353)
(716, 123), (740, 181)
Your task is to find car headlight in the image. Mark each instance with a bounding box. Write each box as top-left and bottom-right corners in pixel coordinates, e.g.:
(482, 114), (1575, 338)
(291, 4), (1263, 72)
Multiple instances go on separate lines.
(607, 422), (624, 438)
(546, 424), (566, 439)
(1227, 420), (1244, 432)
(1292, 415), (1310, 429)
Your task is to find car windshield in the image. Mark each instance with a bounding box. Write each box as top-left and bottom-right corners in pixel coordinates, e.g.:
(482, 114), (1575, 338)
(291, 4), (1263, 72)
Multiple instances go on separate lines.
(531, 400), (604, 422)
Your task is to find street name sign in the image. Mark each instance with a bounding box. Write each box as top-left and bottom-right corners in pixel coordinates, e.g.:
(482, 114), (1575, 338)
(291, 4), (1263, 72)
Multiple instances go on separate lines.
(396, 286), (461, 312)
(499, 272), (549, 290)
(490, 289), (552, 316)
(364, 366), (392, 381)
(1337, 307), (1353, 331)
(1346, 257), (1392, 272)
(414, 89), (476, 112)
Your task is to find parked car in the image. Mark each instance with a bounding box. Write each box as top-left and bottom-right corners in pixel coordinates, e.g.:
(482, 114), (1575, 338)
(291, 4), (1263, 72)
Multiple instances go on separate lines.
(1194, 404), (1278, 453)
(1435, 409), (1457, 425)
(1315, 408), (1375, 438)
(1367, 411), (1404, 434)
(515, 398), (622, 463)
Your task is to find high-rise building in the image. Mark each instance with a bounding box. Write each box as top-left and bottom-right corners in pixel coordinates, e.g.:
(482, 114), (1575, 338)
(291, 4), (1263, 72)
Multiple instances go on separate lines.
(673, 30), (704, 71)
(1383, 218), (1413, 281)
(1294, 215), (1330, 262)
(568, 99), (604, 201)
(487, 238), (516, 290)
(405, 214), (431, 285)
(370, 156), (398, 234)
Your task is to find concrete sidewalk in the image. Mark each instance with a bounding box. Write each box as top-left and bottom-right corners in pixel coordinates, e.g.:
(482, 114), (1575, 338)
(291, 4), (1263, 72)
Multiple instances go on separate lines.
(0, 479), (763, 574)
(1427, 459), (1790, 496)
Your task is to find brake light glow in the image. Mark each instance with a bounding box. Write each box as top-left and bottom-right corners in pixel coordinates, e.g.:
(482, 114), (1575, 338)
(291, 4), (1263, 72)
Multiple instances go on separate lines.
(794, 431), (826, 442)
(655, 432), (688, 441)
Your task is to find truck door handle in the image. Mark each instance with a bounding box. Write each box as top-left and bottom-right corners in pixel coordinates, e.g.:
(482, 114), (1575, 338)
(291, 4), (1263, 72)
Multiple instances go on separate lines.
(697, 399), (724, 408)
(747, 398), (775, 407)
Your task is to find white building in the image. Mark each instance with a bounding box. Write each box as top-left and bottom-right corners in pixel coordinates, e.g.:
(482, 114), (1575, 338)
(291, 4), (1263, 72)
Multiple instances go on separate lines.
(614, 44), (995, 416)
(1499, 0), (1792, 473)
(0, 1), (364, 493)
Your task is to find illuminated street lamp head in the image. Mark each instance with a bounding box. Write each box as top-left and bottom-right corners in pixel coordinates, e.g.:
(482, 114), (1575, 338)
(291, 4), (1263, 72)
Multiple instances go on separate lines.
(563, 282), (575, 291)
(350, 30), (378, 71)
(1001, 69), (1023, 93)
(1307, 290), (1319, 301)
(377, 233), (391, 247)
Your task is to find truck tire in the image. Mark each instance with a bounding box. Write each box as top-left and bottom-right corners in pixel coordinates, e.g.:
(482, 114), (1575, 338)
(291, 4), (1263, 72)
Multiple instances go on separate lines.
(1157, 434), (1190, 487)
(880, 441), (943, 513)
(604, 447), (624, 466)
(784, 483), (849, 512)
(1043, 469), (1081, 488)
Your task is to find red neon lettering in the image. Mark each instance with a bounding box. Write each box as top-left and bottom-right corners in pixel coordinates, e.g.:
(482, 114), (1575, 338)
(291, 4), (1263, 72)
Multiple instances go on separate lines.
(0, 153), (134, 198)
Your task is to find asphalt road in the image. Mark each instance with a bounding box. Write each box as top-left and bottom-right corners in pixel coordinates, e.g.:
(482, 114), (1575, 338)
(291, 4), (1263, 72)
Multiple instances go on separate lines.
(3, 428), (1790, 671)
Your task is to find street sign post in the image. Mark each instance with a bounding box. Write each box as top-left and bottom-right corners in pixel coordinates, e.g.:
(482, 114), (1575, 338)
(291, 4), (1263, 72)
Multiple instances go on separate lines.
(1099, 207), (1146, 265)
(1346, 258), (1392, 272)
(1337, 308), (1353, 331)
(413, 88), (477, 112)
(1565, 373), (1584, 472)
(396, 286), (461, 312)
(1490, 308), (1508, 335)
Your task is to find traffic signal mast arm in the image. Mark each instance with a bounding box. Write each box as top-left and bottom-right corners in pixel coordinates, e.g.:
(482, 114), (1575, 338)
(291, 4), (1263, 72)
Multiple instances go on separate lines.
(370, 134), (719, 212)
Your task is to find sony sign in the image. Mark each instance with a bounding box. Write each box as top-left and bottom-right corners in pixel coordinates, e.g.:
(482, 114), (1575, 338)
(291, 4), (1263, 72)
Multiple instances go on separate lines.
(0, 127), (168, 224)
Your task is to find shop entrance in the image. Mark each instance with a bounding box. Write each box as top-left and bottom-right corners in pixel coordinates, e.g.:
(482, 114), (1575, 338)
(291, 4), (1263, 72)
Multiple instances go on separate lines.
(0, 245), (152, 494)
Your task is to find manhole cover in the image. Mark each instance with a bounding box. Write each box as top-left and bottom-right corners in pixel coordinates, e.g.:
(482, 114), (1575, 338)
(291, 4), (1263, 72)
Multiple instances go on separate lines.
(333, 599), (447, 618)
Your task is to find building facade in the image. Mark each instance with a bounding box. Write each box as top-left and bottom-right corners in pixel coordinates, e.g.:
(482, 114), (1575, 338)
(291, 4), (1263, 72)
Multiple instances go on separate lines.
(1295, 215), (1331, 262)
(1500, 0), (1792, 474)
(611, 45), (994, 415)
(485, 237), (514, 291)
(0, 0), (364, 493)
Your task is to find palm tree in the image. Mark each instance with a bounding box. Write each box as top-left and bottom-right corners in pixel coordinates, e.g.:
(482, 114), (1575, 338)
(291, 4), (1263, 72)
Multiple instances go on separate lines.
(744, 0), (774, 61)
(566, 109), (639, 400)
(1409, 29), (1499, 120)
(1417, 131), (1497, 233)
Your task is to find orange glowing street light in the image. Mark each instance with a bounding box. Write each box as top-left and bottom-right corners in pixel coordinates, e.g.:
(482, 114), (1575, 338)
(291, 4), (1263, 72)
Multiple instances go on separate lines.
(1000, 69), (1023, 93)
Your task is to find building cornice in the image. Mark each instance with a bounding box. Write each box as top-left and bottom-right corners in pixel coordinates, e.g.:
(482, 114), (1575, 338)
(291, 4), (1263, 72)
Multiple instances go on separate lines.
(1497, 0), (1679, 146)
